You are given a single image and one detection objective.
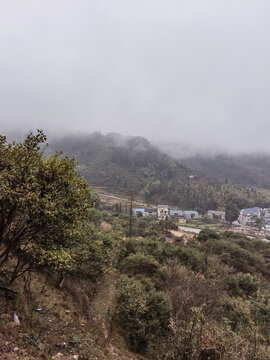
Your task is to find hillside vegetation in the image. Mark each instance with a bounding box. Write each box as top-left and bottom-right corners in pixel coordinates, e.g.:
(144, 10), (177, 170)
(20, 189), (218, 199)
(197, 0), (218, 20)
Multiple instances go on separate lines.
(1, 132), (270, 360)
(49, 132), (269, 212)
(158, 143), (270, 191)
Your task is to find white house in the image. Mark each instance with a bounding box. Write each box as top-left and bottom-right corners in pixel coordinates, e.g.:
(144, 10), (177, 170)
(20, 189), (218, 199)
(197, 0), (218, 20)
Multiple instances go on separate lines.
(169, 209), (183, 218)
(157, 205), (169, 220)
(238, 207), (261, 226)
(207, 210), (226, 221)
(144, 209), (157, 217)
(183, 210), (199, 220)
(258, 208), (270, 225)
(132, 208), (145, 216)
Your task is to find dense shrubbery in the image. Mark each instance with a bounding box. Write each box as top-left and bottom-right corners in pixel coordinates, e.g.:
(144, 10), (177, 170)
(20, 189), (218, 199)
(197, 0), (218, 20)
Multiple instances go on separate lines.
(115, 276), (171, 353)
(0, 131), (121, 287)
(1, 132), (270, 359)
(225, 273), (259, 297)
(110, 214), (270, 358)
(201, 238), (264, 273)
(121, 253), (161, 277)
(198, 228), (220, 242)
(250, 296), (270, 340)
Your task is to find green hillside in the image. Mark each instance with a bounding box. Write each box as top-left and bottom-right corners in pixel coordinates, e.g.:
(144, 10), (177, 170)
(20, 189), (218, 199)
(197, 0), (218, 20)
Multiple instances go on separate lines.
(1, 131), (270, 360)
(49, 133), (269, 212)
(157, 143), (270, 191)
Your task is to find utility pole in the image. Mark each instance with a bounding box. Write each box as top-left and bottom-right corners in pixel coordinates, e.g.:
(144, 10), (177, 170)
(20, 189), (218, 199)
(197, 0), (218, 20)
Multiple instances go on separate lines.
(129, 192), (134, 237)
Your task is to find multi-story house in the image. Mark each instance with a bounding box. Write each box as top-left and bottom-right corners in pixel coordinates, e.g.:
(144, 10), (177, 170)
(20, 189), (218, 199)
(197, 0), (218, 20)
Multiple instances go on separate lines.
(157, 205), (169, 220)
(238, 207), (261, 226)
(183, 210), (199, 220)
(207, 210), (226, 220)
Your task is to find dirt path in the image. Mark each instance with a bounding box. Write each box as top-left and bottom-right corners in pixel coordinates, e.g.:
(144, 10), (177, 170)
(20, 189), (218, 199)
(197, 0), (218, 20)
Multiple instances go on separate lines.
(88, 276), (139, 360)
(92, 187), (150, 208)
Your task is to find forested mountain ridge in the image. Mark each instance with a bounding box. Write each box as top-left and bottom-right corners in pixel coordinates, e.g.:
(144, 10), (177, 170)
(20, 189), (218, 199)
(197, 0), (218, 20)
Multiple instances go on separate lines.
(50, 132), (189, 194)
(158, 143), (270, 191)
(185, 154), (270, 189)
(49, 132), (269, 211)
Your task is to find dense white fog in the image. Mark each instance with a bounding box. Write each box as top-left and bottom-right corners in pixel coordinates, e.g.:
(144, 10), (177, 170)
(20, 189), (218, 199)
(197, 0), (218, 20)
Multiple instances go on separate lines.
(0, 0), (269, 152)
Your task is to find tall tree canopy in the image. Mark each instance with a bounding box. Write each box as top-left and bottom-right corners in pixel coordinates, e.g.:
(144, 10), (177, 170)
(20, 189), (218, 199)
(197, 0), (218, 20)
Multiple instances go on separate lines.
(0, 130), (92, 279)
(225, 203), (240, 224)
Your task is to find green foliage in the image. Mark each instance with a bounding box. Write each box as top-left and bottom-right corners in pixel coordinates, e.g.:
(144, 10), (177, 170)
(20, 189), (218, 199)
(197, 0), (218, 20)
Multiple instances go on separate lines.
(0, 130), (92, 281)
(179, 152), (270, 192)
(120, 252), (167, 289)
(202, 238), (264, 273)
(87, 208), (103, 226)
(123, 237), (166, 263)
(121, 253), (161, 277)
(115, 275), (171, 353)
(250, 296), (270, 339)
(255, 217), (266, 230)
(0, 131), (120, 284)
(49, 132), (268, 211)
(225, 273), (259, 297)
(2, 133), (270, 359)
(222, 297), (251, 332)
(225, 203), (239, 223)
(167, 306), (205, 360)
(197, 229), (220, 242)
(32, 220), (116, 282)
(175, 247), (203, 272)
(69, 336), (81, 345)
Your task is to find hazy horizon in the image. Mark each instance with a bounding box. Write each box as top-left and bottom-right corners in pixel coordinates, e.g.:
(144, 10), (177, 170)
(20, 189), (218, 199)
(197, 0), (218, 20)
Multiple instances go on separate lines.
(0, 0), (269, 153)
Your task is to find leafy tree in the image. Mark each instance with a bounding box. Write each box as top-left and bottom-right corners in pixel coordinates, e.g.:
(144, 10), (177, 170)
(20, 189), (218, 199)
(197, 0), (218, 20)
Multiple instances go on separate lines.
(33, 222), (120, 286)
(115, 276), (171, 353)
(225, 273), (258, 297)
(255, 217), (266, 231)
(225, 203), (239, 224)
(0, 130), (92, 282)
(87, 208), (103, 226)
(121, 253), (161, 277)
(197, 229), (220, 242)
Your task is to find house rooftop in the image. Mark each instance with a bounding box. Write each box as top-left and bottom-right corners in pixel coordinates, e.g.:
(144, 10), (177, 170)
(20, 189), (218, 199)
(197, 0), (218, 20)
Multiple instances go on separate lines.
(241, 207), (261, 215)
(208, 210), (225, 214)
(132, 208), (145, 212)
(158, 205), (168, 208)
(183, 210), (198, 214)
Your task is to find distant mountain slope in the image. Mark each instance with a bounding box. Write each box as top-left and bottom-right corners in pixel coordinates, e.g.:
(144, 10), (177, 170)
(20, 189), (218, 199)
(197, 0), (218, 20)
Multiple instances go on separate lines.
(158, 150), (270, 191)
(50, 132), (190, 192)
(157, 142), (270, 190)
(49, 132), (269, 211)
(180, 154), (270, 190)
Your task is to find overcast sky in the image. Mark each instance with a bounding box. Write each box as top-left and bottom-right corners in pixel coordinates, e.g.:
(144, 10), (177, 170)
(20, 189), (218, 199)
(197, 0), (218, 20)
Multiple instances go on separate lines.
(0, 0), (269, 152)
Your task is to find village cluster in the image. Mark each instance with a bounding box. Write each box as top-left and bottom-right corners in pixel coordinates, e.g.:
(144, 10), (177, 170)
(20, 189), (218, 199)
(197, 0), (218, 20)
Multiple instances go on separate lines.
(133, 205), (270, 228)
(132, 204), (225, 223)
(238, 207), (270, 226)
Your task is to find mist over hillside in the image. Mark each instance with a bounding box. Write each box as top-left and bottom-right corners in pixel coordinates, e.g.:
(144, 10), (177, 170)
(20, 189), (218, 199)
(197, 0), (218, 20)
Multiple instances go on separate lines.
(46, 131), (269, 212)
(4, 129), (270, 207)
(5, 128), (270, 194)
(157, 141), (270, 190)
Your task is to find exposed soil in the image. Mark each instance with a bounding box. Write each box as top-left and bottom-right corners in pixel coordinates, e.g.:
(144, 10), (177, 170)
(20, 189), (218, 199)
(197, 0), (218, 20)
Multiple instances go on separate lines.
(0, 271), (140, 360)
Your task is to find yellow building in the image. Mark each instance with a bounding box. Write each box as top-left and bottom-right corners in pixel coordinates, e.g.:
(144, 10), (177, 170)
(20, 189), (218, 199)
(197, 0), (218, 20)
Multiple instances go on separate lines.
(178, 218), (187, 224)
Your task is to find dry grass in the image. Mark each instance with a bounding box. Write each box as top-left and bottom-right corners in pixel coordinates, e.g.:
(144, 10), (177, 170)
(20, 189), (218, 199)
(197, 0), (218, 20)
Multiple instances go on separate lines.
(0, 271), (140, 360)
